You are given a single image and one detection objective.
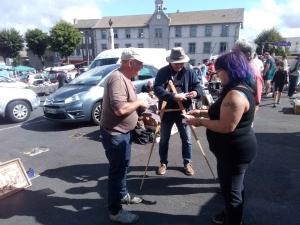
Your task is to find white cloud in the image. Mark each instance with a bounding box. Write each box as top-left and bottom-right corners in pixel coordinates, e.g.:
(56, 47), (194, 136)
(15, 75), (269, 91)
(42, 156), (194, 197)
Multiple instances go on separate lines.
(0, 0), (105, 34)
(240, 0), (300, 40)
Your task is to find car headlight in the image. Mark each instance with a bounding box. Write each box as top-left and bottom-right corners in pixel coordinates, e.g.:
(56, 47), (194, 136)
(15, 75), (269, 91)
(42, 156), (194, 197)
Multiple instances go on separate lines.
(65, 92), (87, 104)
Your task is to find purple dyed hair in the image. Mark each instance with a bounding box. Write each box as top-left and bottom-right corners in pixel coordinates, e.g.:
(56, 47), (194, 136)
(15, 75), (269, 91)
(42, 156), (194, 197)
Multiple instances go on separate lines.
(214, 51), (255, 94)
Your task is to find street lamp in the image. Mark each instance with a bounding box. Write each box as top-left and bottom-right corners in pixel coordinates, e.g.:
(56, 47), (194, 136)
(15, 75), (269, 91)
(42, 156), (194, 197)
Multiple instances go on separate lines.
(80, 31), (89, 66)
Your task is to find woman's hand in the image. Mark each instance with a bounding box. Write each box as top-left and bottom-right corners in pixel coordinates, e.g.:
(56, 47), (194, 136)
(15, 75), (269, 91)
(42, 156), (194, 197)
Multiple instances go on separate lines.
(185, 118), (202, 127)
(186, 109), (201, 118)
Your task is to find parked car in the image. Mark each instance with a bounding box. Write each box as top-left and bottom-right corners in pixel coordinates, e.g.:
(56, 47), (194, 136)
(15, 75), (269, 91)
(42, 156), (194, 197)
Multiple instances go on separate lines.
(0, 75), (29, 88)
(20, 73), (45, 86)
(43, 63), (158, 125)
(0, 87), (40, 122)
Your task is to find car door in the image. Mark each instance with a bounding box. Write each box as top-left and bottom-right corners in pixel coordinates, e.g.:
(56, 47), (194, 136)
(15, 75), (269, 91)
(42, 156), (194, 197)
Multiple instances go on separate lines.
(133, 66), (156, 93)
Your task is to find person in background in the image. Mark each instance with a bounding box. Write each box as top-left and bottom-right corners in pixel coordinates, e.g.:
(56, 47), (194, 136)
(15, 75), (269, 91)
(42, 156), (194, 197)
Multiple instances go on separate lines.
(271, 52), (279, 64)
(233, 39), (263, 113)
(75, 68), (81, 78)
(199, 59), (209, 78)
(141, 80), (154, 94)
(271, 61), (288, 107)
(262, 52), (275, 96)
(154, 47), (202, 176)
(253, 53), (264, 74)
(282, 55), (288, 71)
(99, 48), (149, 224)
(185, 51), (257, 225)
(288, 55), (300, 97)
(57, 71), (69, 88)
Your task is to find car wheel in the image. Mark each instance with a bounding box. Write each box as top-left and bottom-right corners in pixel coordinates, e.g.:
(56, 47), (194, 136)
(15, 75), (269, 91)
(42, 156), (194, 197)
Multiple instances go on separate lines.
(6, 101), (31, 123)
(91, 101), (102, 125)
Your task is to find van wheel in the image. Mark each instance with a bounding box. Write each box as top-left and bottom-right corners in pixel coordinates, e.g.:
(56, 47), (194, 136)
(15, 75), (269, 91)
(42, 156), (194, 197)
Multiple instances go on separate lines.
(91, 102), (102, 125)
(7, 101), (31, 123)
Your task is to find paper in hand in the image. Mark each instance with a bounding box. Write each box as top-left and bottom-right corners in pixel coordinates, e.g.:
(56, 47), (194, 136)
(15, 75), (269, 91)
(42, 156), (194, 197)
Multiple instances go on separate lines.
(181, 114), (194, 124)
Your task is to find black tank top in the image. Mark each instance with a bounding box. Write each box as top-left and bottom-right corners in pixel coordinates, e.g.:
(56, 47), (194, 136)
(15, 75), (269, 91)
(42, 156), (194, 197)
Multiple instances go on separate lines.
(206, 86), (255, 141)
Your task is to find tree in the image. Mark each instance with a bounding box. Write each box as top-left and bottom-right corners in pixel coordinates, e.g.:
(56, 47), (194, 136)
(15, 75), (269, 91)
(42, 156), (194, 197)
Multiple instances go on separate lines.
(49, 20), (82, 63)
(0, 28), (24, 63)
(25, 28), (48, 66)
(254, 27), (285, 55)
(12, 55), (23, 67)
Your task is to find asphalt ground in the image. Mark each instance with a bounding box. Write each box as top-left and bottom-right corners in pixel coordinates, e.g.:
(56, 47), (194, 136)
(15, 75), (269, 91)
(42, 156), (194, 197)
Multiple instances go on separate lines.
(0, 90), (299, 225)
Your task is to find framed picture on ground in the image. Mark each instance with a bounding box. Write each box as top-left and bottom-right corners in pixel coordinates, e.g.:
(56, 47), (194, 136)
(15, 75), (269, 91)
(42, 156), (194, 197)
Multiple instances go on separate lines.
(0, 158), (32, 200)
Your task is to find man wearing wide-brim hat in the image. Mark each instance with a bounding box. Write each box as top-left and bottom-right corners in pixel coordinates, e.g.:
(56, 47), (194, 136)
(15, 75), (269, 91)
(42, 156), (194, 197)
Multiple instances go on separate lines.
(153, 47), (202, 176)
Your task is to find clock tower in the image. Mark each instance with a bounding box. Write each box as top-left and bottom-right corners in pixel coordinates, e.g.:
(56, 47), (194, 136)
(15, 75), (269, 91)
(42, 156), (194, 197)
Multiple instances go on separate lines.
(155, 0), (164, 12)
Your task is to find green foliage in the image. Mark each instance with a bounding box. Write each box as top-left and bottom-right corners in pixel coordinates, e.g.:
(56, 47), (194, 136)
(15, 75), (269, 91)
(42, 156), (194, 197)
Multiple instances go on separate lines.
(24, 28), (49, 64)
(12, 55), (23, 67)
(49, 20), (82, 62)
(254, 27), (284, 55)
(0, 28), (24, 62)
(284, 47), (291, 56)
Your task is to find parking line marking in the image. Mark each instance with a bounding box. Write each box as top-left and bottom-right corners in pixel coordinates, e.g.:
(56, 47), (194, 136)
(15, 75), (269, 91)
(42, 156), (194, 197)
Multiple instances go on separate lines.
(0, 119), (46, 132)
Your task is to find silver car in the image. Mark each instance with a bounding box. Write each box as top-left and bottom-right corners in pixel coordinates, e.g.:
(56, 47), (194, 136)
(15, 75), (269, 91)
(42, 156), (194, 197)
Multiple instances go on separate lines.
(43, 63), (158, 124)
(0, 87), (40, 122)
(0, 75), (29, 88)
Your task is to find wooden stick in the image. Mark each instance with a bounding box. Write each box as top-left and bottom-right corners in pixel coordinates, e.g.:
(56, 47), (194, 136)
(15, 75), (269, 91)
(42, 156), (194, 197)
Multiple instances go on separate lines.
(168, 81), (216, 179)
(140, 122), (160, 190)
(157, 108), (184, 113)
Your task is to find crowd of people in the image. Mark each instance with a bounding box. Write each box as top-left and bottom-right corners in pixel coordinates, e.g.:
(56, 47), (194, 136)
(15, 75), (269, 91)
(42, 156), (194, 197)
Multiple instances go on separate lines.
(98, 42), (300, 224)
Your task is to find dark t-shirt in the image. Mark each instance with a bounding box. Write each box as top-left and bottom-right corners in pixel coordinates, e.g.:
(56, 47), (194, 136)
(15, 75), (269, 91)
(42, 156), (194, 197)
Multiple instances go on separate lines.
(265, 57), (275, 73)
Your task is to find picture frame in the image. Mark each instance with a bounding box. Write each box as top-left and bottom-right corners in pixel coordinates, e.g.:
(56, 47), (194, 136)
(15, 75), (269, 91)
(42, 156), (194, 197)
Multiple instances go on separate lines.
(0, 158), (32, 200)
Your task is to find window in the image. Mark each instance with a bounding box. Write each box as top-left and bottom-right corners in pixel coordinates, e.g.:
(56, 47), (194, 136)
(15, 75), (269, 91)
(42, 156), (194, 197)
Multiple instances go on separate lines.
(138, 43), (144, 48)
(155, 28), (162, 38)
(175, 27), (181, 37)
(220, 42), (227, 53)
(101, 30), (106, 39)
(190, 26), (196, 37)
(174, 43), (181, 47)
(155, 43), (162, 48)
(114, 29), (118, 38)
(189, 59), (195, 66)
(114, 44), (119, 49)
(204, 42), (211, 53)
(138, 67), (152, 80)
(82, 37), (86, 44)
(205, 26), (212, 37)
(102, 44), (107, 51)
(221, 25), (228, 37)
(125, 43), (131, 48)
(76, 49), (81, 56)
(126, 29), (131, 38)
(89, 49), (92, 56)
(189, 43), (196, 53)
(138, 29), (144, 38)
(89, 37), (92, 44)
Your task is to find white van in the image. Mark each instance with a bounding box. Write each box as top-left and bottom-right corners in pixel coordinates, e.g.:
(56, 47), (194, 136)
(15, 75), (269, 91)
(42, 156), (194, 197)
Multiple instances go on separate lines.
(89, 48), (169, 70)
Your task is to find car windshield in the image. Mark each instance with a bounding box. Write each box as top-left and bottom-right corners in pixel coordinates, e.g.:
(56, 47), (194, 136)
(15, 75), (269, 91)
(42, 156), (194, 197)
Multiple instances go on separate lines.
(89, 58), (119, 70)
(69, 64), (120, 85)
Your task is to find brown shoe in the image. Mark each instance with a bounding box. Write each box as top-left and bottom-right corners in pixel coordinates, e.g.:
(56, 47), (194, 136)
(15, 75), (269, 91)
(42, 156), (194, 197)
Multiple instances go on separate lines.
(184, 163), (194, 176)
(157, 163), (167, 175)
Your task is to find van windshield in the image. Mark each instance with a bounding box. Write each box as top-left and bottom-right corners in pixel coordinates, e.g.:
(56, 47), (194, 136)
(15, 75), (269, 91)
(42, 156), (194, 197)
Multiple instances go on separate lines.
(89, 58), (119, 70)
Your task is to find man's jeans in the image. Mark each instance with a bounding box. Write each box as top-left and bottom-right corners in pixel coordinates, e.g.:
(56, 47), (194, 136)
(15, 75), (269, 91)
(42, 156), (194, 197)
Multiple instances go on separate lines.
(99, 128), (131, 215)
(288, 75), (299, 96)
(159, 119), (192, 165)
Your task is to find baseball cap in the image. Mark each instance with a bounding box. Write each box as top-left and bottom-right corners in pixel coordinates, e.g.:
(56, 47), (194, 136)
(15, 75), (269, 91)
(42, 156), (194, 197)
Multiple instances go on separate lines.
(121, 48), (144, 63)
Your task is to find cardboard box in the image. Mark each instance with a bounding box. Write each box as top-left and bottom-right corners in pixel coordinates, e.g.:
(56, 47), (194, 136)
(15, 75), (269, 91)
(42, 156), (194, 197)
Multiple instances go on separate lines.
(293, 102), (300, 115)
(143, 114), (178, 136)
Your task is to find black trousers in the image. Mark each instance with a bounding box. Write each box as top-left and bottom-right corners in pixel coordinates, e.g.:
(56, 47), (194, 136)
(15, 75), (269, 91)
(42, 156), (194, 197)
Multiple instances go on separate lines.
(217, 159), (252, 225)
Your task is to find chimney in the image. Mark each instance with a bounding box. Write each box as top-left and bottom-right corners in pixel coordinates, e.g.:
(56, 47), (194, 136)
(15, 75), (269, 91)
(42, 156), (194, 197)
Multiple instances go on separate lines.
(73, 18), (78, 25)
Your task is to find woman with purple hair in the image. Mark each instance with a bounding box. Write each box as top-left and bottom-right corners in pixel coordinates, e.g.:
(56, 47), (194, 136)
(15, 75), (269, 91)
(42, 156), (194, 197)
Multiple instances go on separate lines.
(185, 51), (258, 225)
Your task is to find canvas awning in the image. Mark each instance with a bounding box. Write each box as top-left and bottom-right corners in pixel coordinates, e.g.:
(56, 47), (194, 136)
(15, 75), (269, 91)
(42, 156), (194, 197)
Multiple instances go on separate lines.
(11, 65), (35, 71)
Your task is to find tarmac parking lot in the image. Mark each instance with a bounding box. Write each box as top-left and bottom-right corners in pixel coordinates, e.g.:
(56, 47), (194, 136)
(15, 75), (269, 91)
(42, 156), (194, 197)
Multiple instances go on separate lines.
(0, 94), (300, 225)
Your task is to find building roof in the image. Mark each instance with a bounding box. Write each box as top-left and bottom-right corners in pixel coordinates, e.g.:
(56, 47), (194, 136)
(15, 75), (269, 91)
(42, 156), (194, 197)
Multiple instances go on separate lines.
(93, 8), (244, 29)
(168, 8), (244, 26)
(95, 14), (152, 28)
(74, 19), (100, 29)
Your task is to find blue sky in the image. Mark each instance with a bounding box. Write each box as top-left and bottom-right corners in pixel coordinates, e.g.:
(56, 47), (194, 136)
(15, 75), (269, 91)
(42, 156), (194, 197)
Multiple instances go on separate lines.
(0, 0), (299, 40)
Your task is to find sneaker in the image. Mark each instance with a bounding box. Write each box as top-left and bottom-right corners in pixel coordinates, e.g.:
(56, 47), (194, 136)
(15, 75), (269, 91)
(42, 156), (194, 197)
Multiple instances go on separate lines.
(211, 211), (225, 224)
(184, 163), (194, 175)
(121, 193), (142, 205)
(157, 163), (167, 175)
(272, 104), (276, 108)
(276, 101), (280, 104)
(109, 209), (139, 224)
